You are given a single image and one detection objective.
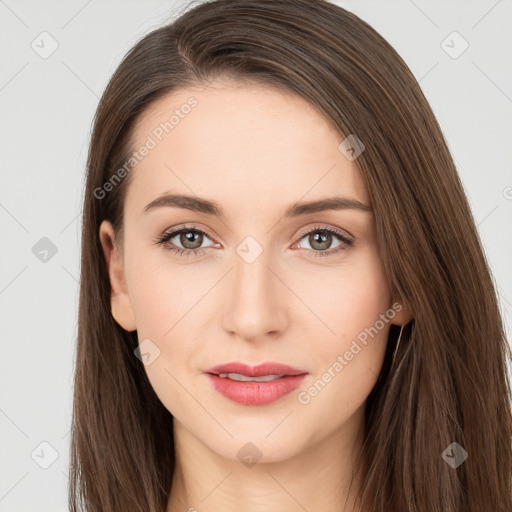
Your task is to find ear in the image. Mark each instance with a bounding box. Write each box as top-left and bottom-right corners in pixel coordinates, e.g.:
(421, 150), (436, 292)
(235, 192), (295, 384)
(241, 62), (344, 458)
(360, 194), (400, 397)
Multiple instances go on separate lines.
(99, 220), (137, 332)
(389, 294), (414, 326)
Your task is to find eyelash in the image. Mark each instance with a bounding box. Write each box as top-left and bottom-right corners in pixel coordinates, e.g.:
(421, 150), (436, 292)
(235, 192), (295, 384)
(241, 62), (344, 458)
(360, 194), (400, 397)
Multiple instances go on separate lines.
(154, 223), (353, 259)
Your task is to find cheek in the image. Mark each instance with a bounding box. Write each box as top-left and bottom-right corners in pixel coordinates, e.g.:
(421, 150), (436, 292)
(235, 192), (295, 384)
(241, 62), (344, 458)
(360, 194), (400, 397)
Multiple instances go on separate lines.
(125, 249), (214, 414)
(297, 250), (391, 389)
(128, 264), (197, 419)
(127, 245), (194, 336)
(298, 249), (391, 339)
(292, 262), (392, 439)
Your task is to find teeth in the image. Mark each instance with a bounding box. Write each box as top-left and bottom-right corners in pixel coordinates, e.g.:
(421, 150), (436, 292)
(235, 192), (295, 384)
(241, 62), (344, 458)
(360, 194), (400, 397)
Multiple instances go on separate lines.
(218, 373), (284, 382)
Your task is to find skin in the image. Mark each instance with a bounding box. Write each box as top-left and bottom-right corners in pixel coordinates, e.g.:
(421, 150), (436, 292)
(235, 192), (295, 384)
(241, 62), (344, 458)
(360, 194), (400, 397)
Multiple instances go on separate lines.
(99, 78), (412, 512)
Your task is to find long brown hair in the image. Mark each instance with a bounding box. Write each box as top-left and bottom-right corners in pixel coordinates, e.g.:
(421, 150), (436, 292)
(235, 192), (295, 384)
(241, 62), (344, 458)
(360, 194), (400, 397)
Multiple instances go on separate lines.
(69, 0), (512, 510)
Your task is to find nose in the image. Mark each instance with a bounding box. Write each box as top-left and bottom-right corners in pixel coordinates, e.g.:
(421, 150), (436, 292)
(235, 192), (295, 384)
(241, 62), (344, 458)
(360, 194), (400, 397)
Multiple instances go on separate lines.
(221, 244), (289, 342)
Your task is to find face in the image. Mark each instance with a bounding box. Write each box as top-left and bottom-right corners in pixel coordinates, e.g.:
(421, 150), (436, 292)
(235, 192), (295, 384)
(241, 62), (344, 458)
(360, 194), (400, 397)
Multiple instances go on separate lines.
(100, 78), (409, 463)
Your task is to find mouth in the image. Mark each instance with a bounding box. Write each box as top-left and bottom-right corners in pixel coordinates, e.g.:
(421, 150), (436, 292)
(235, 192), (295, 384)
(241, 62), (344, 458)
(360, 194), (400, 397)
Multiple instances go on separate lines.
(210, 372), (294, 382)
(204, 362), (308, 406)
(205, 361), (308, 378)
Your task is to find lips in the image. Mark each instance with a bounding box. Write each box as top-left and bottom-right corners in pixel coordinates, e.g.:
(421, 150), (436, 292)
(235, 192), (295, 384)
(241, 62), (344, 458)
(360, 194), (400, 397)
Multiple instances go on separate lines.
(205, 362), (307, 378)
(204, 362), (309, 406)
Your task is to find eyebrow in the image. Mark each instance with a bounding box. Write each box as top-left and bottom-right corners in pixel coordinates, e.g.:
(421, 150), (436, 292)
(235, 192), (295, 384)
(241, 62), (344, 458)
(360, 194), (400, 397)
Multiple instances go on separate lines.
(142, 193), (372, 217)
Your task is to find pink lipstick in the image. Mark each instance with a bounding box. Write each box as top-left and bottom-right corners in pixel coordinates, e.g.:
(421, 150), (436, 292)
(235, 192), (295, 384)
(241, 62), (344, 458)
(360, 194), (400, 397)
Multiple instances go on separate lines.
(204, 362), (308, 406)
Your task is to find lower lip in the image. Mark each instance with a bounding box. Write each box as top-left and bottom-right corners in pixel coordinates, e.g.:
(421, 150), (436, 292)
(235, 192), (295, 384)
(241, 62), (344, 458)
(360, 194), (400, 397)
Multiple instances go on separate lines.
(206, 374), (308, 406)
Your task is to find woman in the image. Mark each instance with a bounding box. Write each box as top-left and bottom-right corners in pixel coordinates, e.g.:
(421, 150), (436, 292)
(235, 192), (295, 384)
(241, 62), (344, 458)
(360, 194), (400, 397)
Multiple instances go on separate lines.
(69, 0), (512, 511)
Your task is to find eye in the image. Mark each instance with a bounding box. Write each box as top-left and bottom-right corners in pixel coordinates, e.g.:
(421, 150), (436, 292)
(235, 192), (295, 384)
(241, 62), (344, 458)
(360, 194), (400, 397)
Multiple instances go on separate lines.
(293, 224), (353, 258)
(154, 224), (217, 258)
(154, 223), (353, 259)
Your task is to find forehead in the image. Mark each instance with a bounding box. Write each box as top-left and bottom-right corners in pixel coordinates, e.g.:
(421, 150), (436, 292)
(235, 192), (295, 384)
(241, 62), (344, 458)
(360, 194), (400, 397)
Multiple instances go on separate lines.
(126, 79), (370, 216)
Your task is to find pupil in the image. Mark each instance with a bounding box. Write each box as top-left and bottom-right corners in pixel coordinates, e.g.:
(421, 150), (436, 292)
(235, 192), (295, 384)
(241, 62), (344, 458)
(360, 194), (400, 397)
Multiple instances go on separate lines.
(182, 231), (202, 249)
(311, 231), (331, 250)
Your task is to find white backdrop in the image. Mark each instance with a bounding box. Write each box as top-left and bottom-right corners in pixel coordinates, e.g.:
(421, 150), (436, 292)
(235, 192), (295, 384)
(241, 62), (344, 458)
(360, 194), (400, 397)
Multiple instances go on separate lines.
(1, 1), (511, 510)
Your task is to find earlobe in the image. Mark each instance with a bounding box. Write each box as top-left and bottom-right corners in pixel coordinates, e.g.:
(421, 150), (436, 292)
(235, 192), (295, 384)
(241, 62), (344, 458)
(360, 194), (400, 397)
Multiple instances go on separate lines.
(111, 294), (137, 332)
(99, 220), (137, 332)
(390, 295), (414, 326)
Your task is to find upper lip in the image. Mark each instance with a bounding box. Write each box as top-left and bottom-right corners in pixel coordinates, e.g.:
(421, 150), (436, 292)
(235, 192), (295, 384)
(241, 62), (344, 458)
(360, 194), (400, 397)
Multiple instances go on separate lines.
(205, 362), (308, 377)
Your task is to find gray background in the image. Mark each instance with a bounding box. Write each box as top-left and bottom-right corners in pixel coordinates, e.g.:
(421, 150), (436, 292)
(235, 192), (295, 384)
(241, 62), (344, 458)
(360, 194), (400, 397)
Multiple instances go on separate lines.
(1, 0), (511, 510)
